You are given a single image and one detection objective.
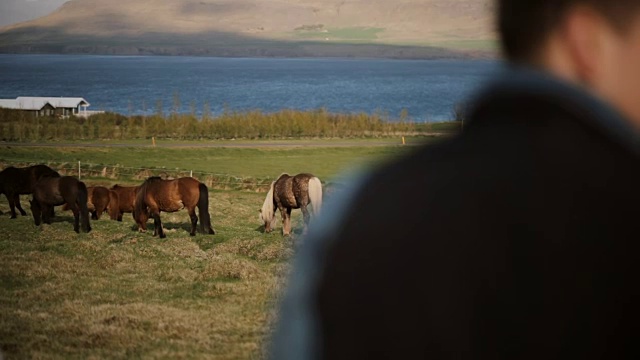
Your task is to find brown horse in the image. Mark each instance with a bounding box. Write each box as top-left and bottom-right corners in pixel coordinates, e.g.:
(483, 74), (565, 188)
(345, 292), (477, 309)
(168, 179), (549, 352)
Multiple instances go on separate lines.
(260, 173), (323, 236)
(0, 164), (59, 218)
(133, 176), (215, 238)
(63, 186), (119, 220)
(109, 184), (138, 221)
(30, 176), (91, 233)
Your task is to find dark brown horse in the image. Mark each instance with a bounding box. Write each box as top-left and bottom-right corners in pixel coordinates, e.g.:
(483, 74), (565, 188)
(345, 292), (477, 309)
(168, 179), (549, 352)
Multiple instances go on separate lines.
(30, 176), (91, 233)
(260, 173), (323, 236)
(133, 176), (215, 238)
(109, 184), (138, 221)
(63, 186), (119, 220)
(0, 164), (59, 218)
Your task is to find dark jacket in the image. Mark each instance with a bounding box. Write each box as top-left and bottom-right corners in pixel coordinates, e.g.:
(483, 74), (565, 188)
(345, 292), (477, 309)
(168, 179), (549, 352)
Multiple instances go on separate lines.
(272, 67), (640, 359)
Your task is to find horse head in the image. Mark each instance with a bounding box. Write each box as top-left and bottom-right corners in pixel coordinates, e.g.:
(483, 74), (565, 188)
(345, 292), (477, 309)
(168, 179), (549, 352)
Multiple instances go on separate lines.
(259, 209), (275, 233)
(132, 203), (150, 231)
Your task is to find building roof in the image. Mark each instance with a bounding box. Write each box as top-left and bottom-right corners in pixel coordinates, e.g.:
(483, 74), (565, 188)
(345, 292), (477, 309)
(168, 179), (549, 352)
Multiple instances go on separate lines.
(0, 97), (90, 110)
(0, 99), (18, 109)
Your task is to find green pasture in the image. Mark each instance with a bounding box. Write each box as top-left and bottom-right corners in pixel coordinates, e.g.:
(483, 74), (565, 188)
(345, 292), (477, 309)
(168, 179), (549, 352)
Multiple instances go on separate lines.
(0, 140), (435, 358)
(0, 140), (423, 181)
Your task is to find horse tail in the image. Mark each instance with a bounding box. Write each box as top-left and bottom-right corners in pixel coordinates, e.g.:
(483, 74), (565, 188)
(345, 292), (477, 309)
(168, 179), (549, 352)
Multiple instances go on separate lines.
(198, 182), (214, 234)
(108, 190), (120, 220)
(308, 177), (323, 215)
(77, 180), (91, 233)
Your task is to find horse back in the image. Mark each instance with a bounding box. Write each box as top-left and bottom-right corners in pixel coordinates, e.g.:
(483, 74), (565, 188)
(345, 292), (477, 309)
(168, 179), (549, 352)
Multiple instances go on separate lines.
(110, 185), (138, 212)
(88, 186), (110, 211)
(34, 176), (81, 206)
(0, 166), (31, 194)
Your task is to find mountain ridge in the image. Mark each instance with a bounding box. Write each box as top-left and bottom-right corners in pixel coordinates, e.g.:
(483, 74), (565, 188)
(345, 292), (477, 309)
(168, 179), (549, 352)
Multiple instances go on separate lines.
(0, 0), (497, 59)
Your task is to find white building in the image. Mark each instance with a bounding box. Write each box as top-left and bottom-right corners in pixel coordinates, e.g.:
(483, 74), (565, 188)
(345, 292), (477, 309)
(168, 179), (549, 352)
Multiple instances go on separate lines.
(0, 97), (101, 118)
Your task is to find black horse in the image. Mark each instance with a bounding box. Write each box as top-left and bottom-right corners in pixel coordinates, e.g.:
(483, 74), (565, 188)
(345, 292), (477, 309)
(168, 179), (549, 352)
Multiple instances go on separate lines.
(0, 164), (60, 218)
(30, 176), (91, 233)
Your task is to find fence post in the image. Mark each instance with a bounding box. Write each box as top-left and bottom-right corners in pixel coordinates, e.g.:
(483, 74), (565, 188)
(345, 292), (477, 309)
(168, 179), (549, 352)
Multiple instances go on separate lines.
(78, 161), (81, 179)
(190, 170), (193, 178)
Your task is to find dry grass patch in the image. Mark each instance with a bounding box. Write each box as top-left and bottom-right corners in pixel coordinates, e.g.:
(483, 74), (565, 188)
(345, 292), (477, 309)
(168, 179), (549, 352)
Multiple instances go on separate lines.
(0, 189), (294, 359)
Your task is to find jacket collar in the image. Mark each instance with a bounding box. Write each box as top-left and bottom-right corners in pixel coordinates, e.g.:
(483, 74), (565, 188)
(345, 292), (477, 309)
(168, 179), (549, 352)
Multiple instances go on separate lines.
(467, 65), (640, 154)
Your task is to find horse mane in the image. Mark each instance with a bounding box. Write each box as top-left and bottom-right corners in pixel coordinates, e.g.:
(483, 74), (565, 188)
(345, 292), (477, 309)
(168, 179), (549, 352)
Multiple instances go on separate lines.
(147, 176), (163, 181)
(259, 173), (290, 224)
(260, 181), (277, 227)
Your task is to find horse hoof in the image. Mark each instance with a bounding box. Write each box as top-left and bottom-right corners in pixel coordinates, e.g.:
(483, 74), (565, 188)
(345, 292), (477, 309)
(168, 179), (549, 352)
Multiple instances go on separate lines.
(190, 233), (196, 237)
(160, 234), (167, 239)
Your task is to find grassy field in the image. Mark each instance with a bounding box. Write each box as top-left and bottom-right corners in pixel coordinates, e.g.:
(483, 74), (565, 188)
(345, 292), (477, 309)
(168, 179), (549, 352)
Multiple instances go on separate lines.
(0, 140), (427, 359)
(0, 140), (425, 188)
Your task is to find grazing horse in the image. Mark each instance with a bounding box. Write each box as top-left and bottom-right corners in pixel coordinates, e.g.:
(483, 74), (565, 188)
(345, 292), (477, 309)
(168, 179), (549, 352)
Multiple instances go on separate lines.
(63, 186), (119, 220)
(133, 176), (216, 238)
(30, 176), (91, 233)
(0, 164), (59, 218)
(260, 173), (323, 236)
(109, 184), (138, 221)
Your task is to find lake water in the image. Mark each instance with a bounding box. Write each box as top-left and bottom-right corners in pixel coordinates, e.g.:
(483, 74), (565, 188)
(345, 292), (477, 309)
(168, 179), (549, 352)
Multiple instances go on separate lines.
(0, 54), (500, 121)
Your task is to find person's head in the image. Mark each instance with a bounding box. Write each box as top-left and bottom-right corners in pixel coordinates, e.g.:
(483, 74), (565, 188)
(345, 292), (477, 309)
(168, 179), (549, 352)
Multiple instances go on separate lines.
(498, 0), (640, 125)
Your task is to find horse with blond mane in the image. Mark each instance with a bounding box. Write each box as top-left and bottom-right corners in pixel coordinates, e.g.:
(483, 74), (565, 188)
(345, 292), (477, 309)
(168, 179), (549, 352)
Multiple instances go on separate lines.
(260, 173), (323, 236)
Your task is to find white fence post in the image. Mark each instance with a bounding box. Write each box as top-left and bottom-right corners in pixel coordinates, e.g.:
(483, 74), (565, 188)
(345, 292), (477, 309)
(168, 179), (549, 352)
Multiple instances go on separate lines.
(190, 170), (193, 178)
(78, 161), (81, 179)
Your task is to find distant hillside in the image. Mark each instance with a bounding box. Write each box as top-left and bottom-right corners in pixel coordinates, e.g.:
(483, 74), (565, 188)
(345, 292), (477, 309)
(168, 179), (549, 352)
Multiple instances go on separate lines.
(0, 0), (497, 59)
(0, 0), (68, 27)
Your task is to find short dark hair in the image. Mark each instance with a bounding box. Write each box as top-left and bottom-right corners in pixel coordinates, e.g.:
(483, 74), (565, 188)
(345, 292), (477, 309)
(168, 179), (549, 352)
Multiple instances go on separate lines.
(498, 1), (638, 62)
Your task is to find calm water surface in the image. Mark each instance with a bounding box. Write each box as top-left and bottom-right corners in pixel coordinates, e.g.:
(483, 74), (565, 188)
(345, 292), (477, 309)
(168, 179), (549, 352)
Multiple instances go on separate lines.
(0, 54), (501, 121)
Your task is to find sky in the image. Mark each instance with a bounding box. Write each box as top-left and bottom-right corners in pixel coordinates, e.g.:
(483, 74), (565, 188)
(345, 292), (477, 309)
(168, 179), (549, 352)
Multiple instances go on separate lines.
(0, 0), (68, 27)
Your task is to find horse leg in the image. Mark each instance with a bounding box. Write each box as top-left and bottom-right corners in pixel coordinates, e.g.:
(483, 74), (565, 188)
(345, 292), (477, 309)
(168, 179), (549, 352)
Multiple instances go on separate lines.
(151, 210), (165, 238)
(91, 210), (99, 220)
(41, 204), (52, 225)
(117, 212), (123, 222)
(282, 208), (293, 236)
(278, 206), (287, 236)
(7, 193), (18, 219)
(13, 194), (27, 216)
(70, 204), (80, 233)
(189, 207), (198, 236)
(301, 204), (311, 233)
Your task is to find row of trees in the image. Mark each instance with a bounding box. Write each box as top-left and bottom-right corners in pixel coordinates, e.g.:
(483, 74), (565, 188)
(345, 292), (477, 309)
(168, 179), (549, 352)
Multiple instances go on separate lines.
(0, 108), (460, 141)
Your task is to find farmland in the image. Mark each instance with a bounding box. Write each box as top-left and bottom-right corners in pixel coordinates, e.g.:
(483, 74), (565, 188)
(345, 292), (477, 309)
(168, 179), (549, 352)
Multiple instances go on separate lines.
(0, 140), (429, 358)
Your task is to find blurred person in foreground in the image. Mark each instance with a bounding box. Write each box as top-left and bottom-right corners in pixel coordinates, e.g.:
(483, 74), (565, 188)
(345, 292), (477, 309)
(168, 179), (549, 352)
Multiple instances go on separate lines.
(271, 0), (640, 358)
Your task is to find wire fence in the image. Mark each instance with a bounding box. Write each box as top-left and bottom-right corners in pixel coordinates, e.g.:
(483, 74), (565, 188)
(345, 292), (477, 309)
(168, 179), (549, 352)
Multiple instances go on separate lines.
(0, 158), (279, 192)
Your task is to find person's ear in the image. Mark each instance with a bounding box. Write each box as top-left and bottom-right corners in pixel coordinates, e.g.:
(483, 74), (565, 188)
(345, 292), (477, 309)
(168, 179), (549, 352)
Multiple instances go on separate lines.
(562, 5), (611, 85)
